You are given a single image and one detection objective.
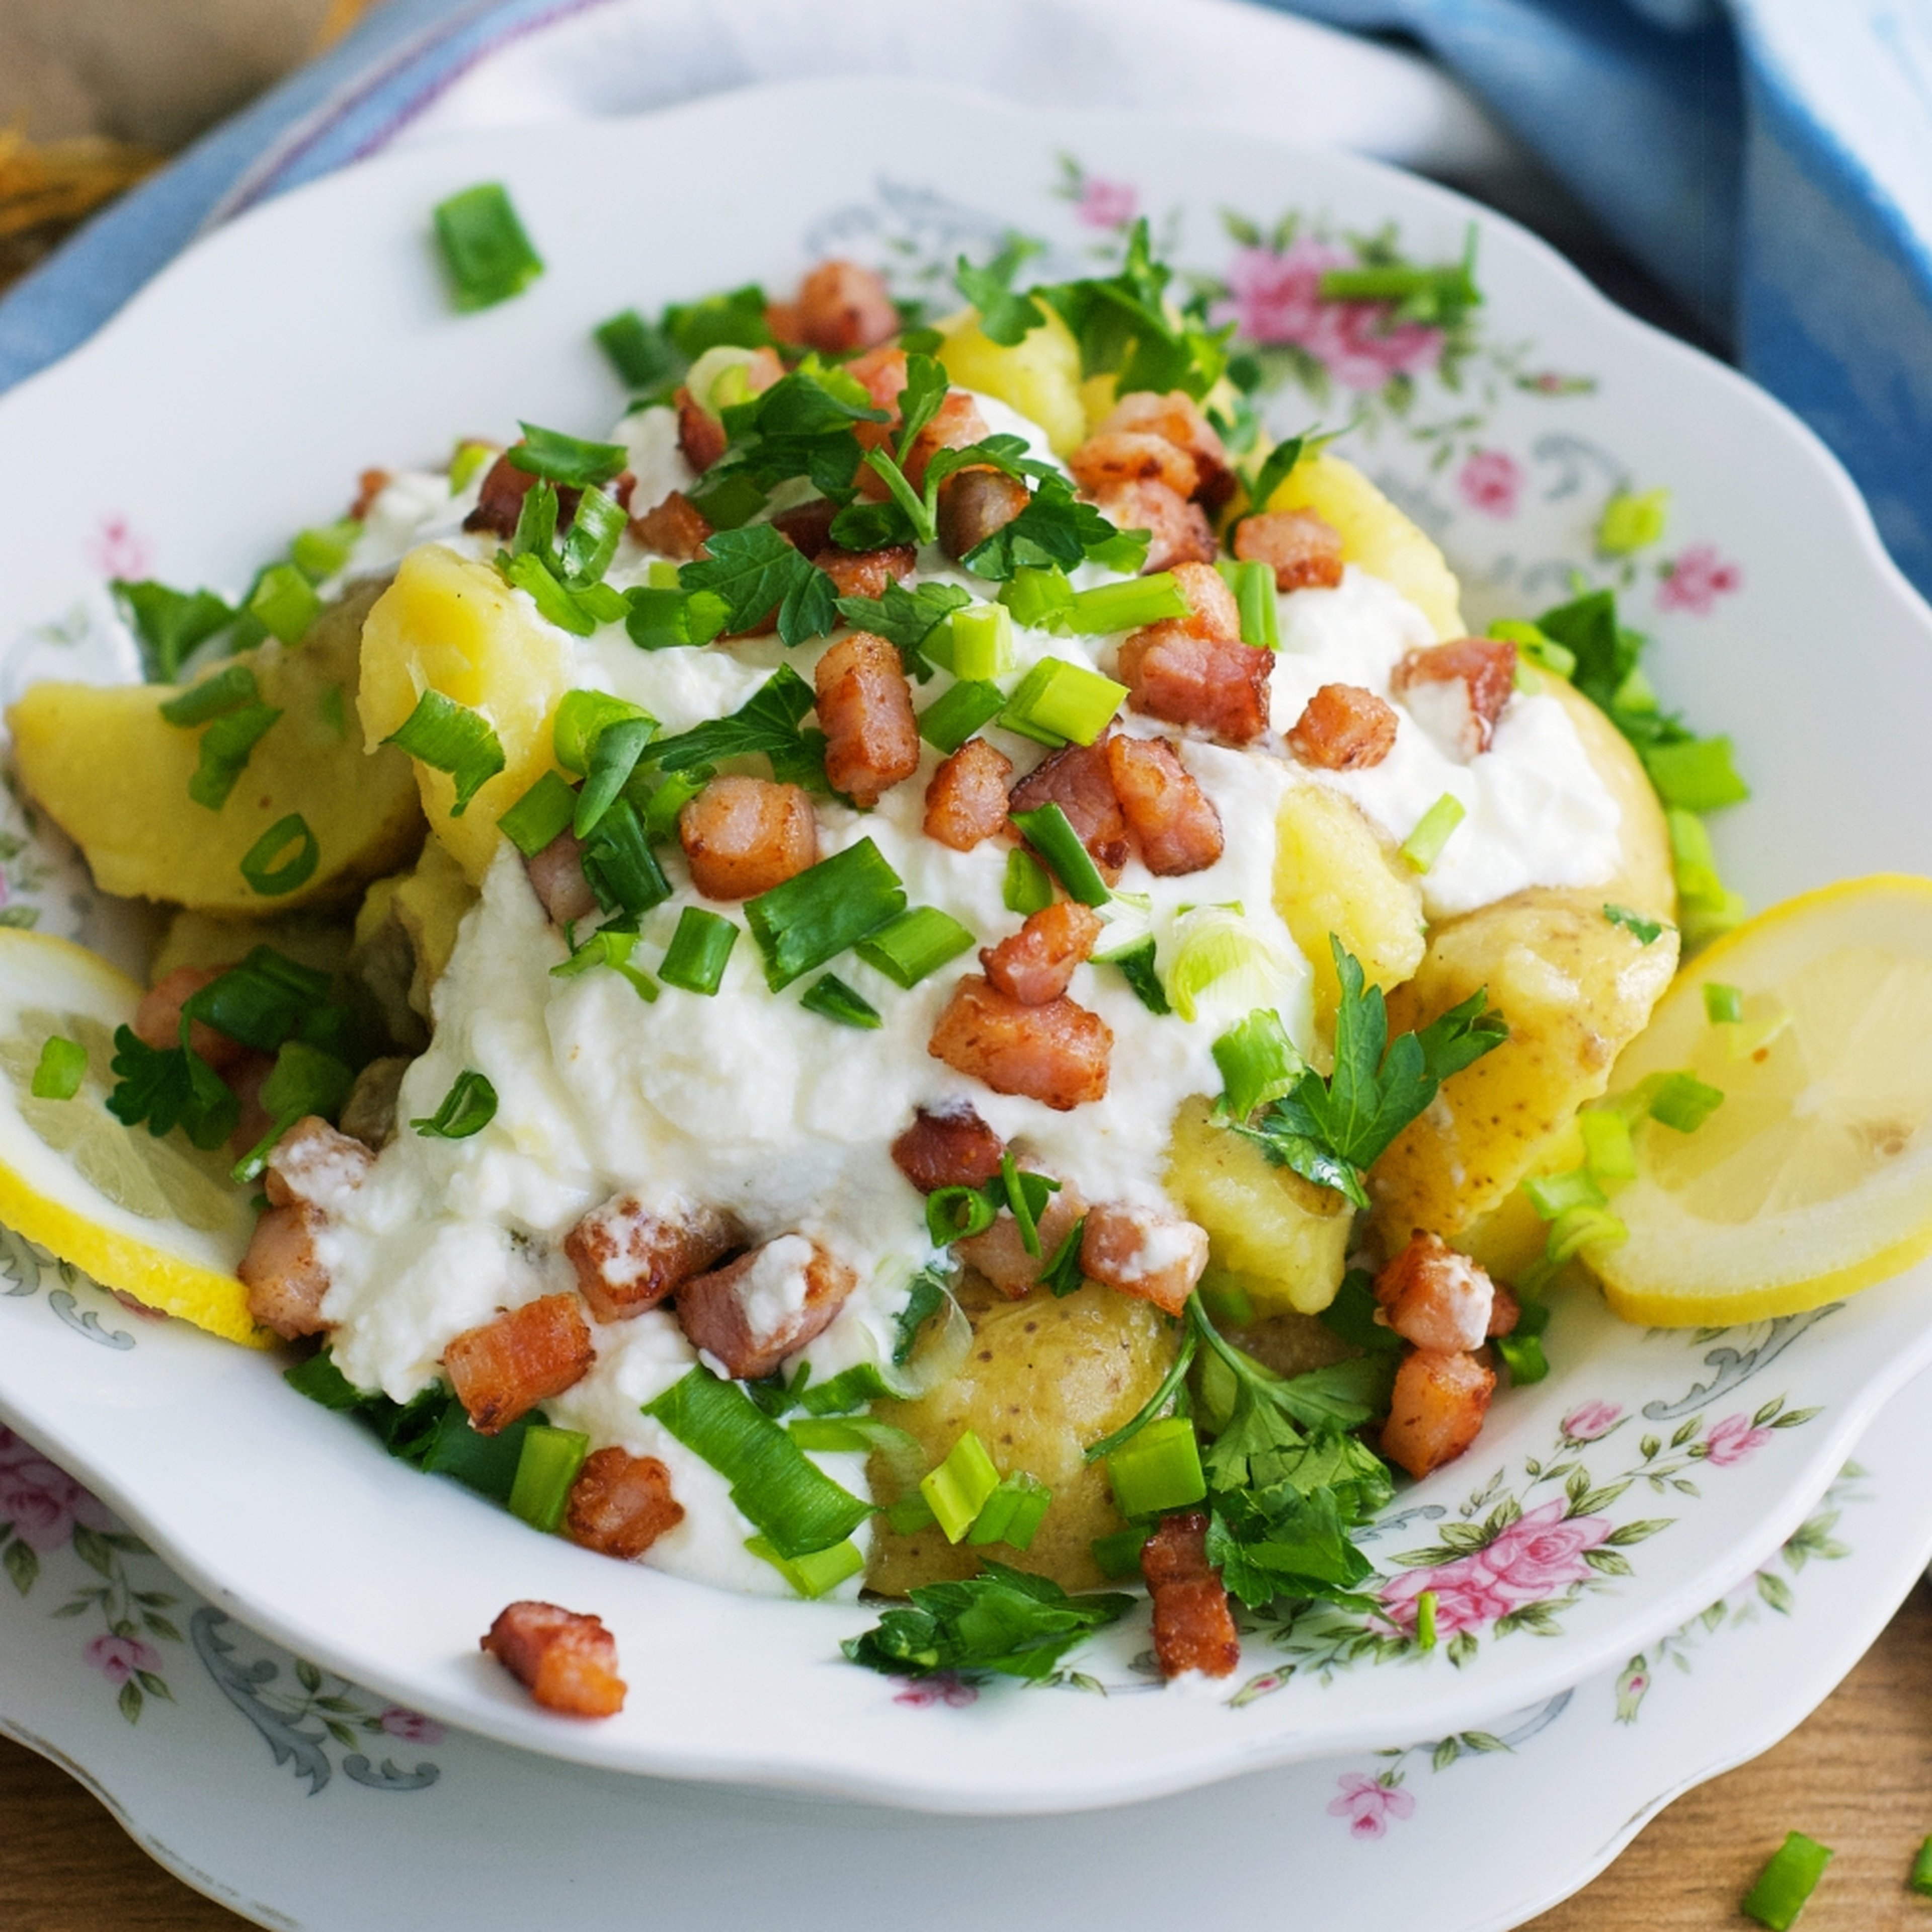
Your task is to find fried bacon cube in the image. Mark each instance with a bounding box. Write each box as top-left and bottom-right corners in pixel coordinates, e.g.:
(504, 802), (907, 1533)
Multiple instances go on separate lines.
(812, 544), (917, 601)
(349, 466), (392, 520)
(675, 386), (728, 473)
(1083, 478), (1216, 574)
(1104, 734), (1224, 874)
(135, 963), (248, 1073)
(628, 490), (713, 562)
(445, 1294), (595, 1435)
(1079, 1203), (1210, 1317)
(481, 1601), (626, 1718)
(771, 259), (900, 354)
(1380, 1348), (1496, 1479)
(1093, 390), (1235, 510)
(1233, 508), (1345, 591)
(979, 901), (1103, 1006)
(936, 467), (1030, 561)
(239, 1201), (331, 1340)
(463, 452), (579, 538)
(1117, 624), (1271, 744)
(844, 343), (909, 416)
(890, 1103), (1006, 1194)
(1067, 431), (1199, 502)
(263, 1116), (373, 1213)
(1391, 636), (1517, 760)
(957, 1177), (1087, 1299)
(673, 1236), (858, 1382)
(564, 1195), (745, 1324)
(814, 630), (921, 807)
(1285, 683), (1399, 772)
(565, 1449), (685, 1560)
(1375, 1233), (1496, 1353)
(928, 974), (1112, 1112)
(1141, 1512), (1240, 1679)
(1488, 1283), (1522, 1338)
(678, 777), (818, 900)
(770, 497), (838, 556)
(923, 737), (1013, 852)
(1007, 737), (1131, 882)
(523, 825), (599, 927)
(902, 390), (991, 494)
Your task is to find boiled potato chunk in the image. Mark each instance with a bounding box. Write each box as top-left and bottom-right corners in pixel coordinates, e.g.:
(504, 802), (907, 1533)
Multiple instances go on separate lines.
(1267, 451), (1464, 639)
(357, 544), (575, 884)
(938, 304), (1088, 455)
(1274, 781), (1425, 1038)
(1545, 676), (1675, 923)
(867, 1278), (1176, 1595)
(8, 582), (422, 914)
(1165, 1095), (1352, 1316)
(151, 909), (354, 985)
(351, 837), (478, 1047)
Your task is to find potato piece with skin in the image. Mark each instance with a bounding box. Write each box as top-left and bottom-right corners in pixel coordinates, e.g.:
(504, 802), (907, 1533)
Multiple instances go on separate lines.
(937, 304), (1088, 455)
(1164, 1095), (1352, 1316)
(1264, 452), (1464, 640)
(8, 581), (422, 914)
(1273, 780), (1425, 1040)
(357, 544), (575, 885)
(866, 1278), (1176, 1595)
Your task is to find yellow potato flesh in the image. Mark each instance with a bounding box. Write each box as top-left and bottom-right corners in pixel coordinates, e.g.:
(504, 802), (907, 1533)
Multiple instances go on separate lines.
(150, 910), (354, 986)
(357, 544), (575, 885)
(937, 305), (1088, 456)
(7, 582), (422, 914)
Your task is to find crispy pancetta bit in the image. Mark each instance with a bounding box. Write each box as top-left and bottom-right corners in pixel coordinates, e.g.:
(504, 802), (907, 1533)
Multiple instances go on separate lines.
(135, 963), (247, 1072)
(566, 1448), (685, 1560)
(481, 1601), (626, 1718)
(923, 737), (1014, 852)
(1140, 1512), (1240, 1679)
(237, 1116), (376, 1339)
(1286, 682), (1398, 772)
(463, 451), (581, 539)
(1082, 477), (1216, 574)
(1488, 1283), (1523, 1338)
(936, 467), (1030, 561)
(674, 345), (784, 472)
(264, 1116), (374, 1213)
(814, 630), (921, 807)
(1233, 507), (1345, 591)
(1375, 1233), (1496, 1353)
(1391, 636), (1518, 760)
(1116, 560), (1271, 745)
(1092, 390), (1236, 511)
(770, 497), (839, 557)
(1007, 736), (1131, 882)
(523, 824), (599, 927)
(628, 489), (713, 562)
(812, 543), (917, 601)
(767, 259), (900, 355)
(678, 776), (819, 900)
(1079, 1203), (1210, 1317)
(1103, 734), (1225, 874)
(1067, 430), (1200, 502)
(902, 390), (991, 495)
(1380, 1347), (1496, 1480)
(845, 343), (910, 418)
(349, 466), (392, 520)
(445, 1294), (596, 1435)
(564, 1195), (745, 1324)
(980, 901), (1104, 1006)
(674, 1236), (858, 1382)
(890, 1102), (1006, 1194)
(928, 975), (1112, 1112)
(957, 1177), (1087, 1299)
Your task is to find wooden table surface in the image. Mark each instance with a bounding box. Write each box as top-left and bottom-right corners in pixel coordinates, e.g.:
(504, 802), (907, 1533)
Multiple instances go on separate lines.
(5, 1581), (1930, 1930)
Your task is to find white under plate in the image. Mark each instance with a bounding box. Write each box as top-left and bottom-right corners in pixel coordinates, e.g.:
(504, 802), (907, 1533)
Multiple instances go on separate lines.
(2, 78), (1931, 1809)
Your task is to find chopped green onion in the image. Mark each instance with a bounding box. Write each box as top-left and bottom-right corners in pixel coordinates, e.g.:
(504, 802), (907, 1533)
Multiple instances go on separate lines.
(1058, 573), (1190, 636)
(1316, 230), (1480, 325)
(1523, 1167), (1607, 1220)
(1668, 808), (1747, 949)
(646, 1366), (871, 1559)
(999, 657), (1128, 747)
(1488, 617), (1576, 679)
(1002, 847), (1055, 916)
(1521, 1203), (1629, 1294)
(1577, 1108), (1637, 1184)
(1216, 558), (1279, 649)
(660, 907), (738, 996)
(552, 689), (654, 774)
(1213, 1008), (1306, 1119)
(639, 768), (708, 845)
(558, 486), (626, 589)
(240, 813), (318, 897)
(1164, 907), (1295, 1026)
(113, 580), (236, 682)
(506, 1424), (590, 1534)
(799, 972), (882, 1029)
(382, 689), (505, 816)
(1000, 1152), (1061, 1259)
(926, 1184), (999, 1247)
(967, 1471), (1051, 1550)
(1011, 803), (1109, 908)
(917, 679), (1005, 756)
(745, 1533), (865, 1599)
(998, 566), (1077, 631)
(1704, 981), (1745, 1025)
(411, 1068), (498, 1140)
(1401, 793), (1466, 873)
(432, 182), (543, 310)
(507, 423), (628, 489)
(158, 662), (259, 727)
(247, 562), (320, 646)
(623, 585), (731, 651)
(574, 716), (655, 838)
(30, 1035), (87, 1100)
(1644, 736), (1750, 813)
(936, 603), (1015, 681)
(854, 906), (975, 989)
(1603, 902), (1666, 944)
(579, 798), (672, 918)
(1197, 1275), (1253, 1326)
(290, 518), (360, 583)
(550, 921), (659, 1001)
(1910, 1837), (1932, 1898)
(1090, 1525), (1151, 1579)
(1414, 1589), (1438, 1650)
(188, 701), (282, 811)
(662, 284), (772, 359)
(1741, 1832), (1833, 1930)
(1494, 1292), (1552, 1384)
(919, 1430), (1002, 1543)
(745, 838), (906, 990)
(1647, 1070), (1724, 1133)
(1106, 937), (1171, 1015)
(1104, 1414), (1205, 1518)
(178, 946), (331, 1052)
(1597, 487), (1670, 556)
(595, 308), (680, 390)
(497, 769), (578, 856)
(449, 439), (496, 493)
(497, 550), (598, 635)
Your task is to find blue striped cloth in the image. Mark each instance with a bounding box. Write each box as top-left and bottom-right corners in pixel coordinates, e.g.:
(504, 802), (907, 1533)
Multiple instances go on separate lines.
(4, 0), (1928, 598)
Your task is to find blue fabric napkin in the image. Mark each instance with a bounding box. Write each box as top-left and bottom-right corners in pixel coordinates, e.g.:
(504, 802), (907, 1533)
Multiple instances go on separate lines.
(4, 0), (1928, 599)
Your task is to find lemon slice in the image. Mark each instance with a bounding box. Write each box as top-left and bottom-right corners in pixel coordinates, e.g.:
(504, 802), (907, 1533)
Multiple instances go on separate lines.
(0, 928), (264, 1346)
(1593, 874), (1932, 1325)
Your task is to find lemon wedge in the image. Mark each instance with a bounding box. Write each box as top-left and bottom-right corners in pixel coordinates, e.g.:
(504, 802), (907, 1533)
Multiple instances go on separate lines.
(1593, 874), (1932, 1325)
(0, 928), (264, 1346)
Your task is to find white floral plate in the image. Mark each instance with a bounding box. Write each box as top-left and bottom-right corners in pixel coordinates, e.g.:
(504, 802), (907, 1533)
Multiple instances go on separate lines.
(1, 78), (1930, 1811)
(5, 1374), (1925, 1932)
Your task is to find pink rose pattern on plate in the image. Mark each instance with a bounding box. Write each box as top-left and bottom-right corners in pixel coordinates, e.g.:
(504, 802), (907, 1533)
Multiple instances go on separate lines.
(1657, 542), (1742, 614)
(1328, 1770), (1416, 1838)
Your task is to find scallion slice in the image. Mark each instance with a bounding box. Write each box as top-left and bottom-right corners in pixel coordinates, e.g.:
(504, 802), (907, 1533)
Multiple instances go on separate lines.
(966, 1471), (1051, 1550)
(558, 486), (626, 589)
(939, 603), (1015, 681)
(574, 716), (655, 838)
(1414, 1589), (1438, 1650)
(1090, 1525), (1151, 1579)
(247, 562), (320, 646)
(854, 906), (975, 989)
(1216, 557), (1279, 649)
(660, 906), (738, 996)
(1106, 937), (1171, 1015)
(624, 585), (731, 651)
(595, 308), (680, 391)
(382, 689), (506, 816)
(1011, 803), (1110, 907)
(497, 769), (578, 856)
(1212, 1008), (1306, 1119)
(411, 1068), (498, 1140)
(1704, 981), (1744, 1026)
(1523, 1167), (1607, 1220)
(1036, 1217), (1087, 1297)
(1577, 1107), (1637, 1183)
(550, 921), (659, 1001)
(799, 973), (881, 1029)
(745, 1534), (865, 1599)
(1910, 1838), (1932, 1899)
(745, 838), (906, 990)
(1401, 792), (1466, 873)
(1603, 901), (1666, 945)
(158, 663), (259, 727)
(433, 182), (543, 310)
(1104, 1414), (1205, 1518)
(507, 423), (627, 489)
(580, 797), (672, 918)
(1058, 572), (1190, 636)
(1644, 734), (1750, 813)
(917, 679), (1004, 756)
(30, 1035), (87, 1100)
(1647, 1069), (1724, 1133)
(1002, 846), (1054, 916)
(188, 701), (282, 811)
(230, 1039), (354, 1184)
(240, 813), (318, 897)
(919, 1430), (1002, 1544)
(290, 517), (360, 584)
(999, 658), (1127, 747)
(498, 550), (597, 636)
(998, 566), (1077, 632)
(1741, 1832), (1833, 1930)
(506, 1424), (590, 1534)
(552, 689), (655, 775)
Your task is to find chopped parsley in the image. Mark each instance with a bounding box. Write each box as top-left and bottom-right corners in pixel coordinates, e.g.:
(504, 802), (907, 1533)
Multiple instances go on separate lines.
(679, 524), (839, 646)
(1603, 902), (1666, 944)
(835, 580), (971, 680)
